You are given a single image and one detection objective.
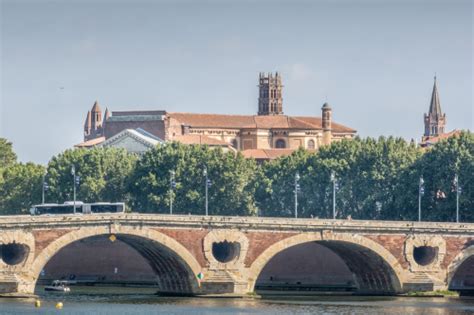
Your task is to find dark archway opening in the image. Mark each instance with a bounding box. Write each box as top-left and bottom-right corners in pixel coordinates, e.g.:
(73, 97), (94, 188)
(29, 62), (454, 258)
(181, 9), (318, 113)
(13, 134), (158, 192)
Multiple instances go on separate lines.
(0, 243), (29, 265)
(212, 241), (240, 263)
(255, 241), (400, 295)
(449, 255), (474, 296)
(413, 246), (438, 266)
(37, 235), (197, 296)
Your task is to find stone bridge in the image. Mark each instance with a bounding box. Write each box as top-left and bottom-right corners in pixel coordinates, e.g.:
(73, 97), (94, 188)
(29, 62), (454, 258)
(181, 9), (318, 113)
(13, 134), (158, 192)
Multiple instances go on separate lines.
(0, 214), (473, 296)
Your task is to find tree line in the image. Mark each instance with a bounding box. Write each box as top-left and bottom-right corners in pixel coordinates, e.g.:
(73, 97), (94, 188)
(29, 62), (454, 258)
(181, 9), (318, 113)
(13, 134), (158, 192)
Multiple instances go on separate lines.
(0, 132), (472, 222)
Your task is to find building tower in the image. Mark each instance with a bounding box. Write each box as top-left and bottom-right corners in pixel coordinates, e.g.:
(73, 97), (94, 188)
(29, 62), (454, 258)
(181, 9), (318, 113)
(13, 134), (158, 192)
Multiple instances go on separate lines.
(258, 72), (283, 115)
(322, 102), (333, 145)
(423, 76), (446, 140)
(84, 101), (104, 141)
(84, 111), (92, 139)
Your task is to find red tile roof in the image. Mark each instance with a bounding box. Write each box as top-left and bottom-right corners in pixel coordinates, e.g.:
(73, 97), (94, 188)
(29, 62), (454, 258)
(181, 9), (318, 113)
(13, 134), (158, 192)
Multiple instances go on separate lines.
(173, 134), (230, 146)
(168, 112), (356, 133)
(241, 149), (297, 160)
(75, 137), (106, 148)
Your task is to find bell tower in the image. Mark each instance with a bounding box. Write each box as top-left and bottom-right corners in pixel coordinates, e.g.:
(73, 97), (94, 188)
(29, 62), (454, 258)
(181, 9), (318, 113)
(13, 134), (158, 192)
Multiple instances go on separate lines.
(258, 72), (283, 115)
(423, 76), (446, 140)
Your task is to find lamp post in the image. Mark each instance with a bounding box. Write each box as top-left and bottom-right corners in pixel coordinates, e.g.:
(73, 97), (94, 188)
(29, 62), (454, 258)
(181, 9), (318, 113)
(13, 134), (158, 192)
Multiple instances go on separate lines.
(454, 174), (461, 223)
(170, 170), (176, 215)
(294, 172), (300, 218)
(418, 176), (424, 222)
(330, 171), (337, 219)
(42, 171), (49, 205)
(203, 167), (211, 216)
(71, 166), (76, 214)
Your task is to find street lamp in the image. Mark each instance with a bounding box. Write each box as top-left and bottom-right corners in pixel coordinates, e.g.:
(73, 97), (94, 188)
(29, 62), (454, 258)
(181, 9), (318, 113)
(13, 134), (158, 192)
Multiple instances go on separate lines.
(418, 176), (425, 222)
(169, 170), (176, 215)
(294, 172), (300, 218)
(454, 174), (462, 223)
(71, 165), (76, 214)
(330, 171), (337, 219)
(203, 167), (211, 216)
(42, 171), (49, 205)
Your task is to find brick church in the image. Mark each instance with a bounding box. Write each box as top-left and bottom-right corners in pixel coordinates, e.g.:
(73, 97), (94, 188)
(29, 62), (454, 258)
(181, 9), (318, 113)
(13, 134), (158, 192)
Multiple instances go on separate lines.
(77, 73), (357, 159)
(420, 76), (461, 147)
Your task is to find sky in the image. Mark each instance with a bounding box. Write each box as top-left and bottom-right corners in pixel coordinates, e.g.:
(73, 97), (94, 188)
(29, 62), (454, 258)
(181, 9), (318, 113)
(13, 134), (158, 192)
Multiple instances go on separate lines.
(0, 0), (472, 164)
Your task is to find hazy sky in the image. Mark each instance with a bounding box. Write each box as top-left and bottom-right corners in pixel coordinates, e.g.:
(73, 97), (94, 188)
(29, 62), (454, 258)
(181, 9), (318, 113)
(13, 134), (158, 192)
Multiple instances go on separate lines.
(1, 0), (472, 164)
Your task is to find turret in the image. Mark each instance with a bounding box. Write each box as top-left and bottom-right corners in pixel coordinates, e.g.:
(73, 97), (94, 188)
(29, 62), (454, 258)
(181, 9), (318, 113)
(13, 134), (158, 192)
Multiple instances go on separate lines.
(84, 111), (91, 138)
(322, 102), (332, 145)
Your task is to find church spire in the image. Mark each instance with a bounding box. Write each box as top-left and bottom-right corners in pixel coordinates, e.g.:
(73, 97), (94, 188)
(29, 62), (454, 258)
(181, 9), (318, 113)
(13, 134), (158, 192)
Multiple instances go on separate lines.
(423, 76), (446, 139)
(428, 76), (442, 118)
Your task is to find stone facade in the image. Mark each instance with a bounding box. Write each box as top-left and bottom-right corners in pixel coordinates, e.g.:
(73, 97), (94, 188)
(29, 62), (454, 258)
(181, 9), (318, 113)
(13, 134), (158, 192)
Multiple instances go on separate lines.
(1, 215), (473, 296)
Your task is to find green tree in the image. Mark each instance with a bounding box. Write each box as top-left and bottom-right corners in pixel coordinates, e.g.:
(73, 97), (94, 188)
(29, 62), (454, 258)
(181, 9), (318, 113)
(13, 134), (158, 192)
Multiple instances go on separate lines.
(45, 147), (137, 206)
(0, 162), (45, 214)
(256, 137), (422, 220)
(0, 138), (17, 168)
(398, 131), (474, 222)
(129, 142), (258, 215)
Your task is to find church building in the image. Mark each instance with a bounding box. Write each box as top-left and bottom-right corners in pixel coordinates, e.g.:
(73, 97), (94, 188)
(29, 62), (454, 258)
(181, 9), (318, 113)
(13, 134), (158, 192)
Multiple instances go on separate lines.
(77, 73), (357, 159)
(420, 77), (461, 147)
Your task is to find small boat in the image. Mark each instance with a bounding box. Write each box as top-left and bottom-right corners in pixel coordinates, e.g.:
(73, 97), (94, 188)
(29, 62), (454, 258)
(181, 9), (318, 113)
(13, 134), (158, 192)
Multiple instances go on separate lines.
(44, 280), (71, 292)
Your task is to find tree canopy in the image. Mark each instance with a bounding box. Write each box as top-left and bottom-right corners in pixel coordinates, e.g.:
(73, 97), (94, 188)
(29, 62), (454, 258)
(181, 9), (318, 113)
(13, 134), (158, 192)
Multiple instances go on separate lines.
(0, 132), (472, 222)
(128, 142), (258, 216)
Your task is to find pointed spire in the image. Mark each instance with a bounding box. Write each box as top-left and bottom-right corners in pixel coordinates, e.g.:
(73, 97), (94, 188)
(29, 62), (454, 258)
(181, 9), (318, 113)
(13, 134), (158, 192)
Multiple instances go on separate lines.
(428, 75), (442, 117)
(91, 100), (102, 113)
(84, 111), (91, 131)
(103, 108), (110, 124)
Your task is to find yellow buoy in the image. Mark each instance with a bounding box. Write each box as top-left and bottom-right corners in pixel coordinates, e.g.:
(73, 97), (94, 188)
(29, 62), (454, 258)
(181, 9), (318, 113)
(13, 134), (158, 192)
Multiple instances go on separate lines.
(55, 302), (63, 309)
(34, 300), (41, 308)
(109, 234), (117, 242)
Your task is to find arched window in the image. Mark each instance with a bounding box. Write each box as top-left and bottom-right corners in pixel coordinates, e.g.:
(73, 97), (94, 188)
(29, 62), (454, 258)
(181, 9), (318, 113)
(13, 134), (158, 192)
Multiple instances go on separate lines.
(307, 139), (315, 149)
(231, 139), (238, 149)
(275, 139), (286, 149)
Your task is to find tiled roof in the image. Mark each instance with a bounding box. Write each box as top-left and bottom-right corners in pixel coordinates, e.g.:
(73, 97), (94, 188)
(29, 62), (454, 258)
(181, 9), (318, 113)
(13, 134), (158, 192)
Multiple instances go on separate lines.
(75, 137), (106, 148)
(241, 149), (296, 160)
(421, 130), (462, 146)
(168, 112), (356, 133)
(172, 134), (231, 146)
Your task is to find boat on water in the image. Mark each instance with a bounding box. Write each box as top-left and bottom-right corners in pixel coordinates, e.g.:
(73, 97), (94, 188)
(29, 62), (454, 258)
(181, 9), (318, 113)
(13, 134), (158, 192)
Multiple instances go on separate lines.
(44, 280), (71, 292)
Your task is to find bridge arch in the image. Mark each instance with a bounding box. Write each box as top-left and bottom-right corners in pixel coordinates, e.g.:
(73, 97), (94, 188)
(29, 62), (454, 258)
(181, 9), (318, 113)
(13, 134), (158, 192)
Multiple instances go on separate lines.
(29, 226), (202, 294)
(447, 245), (474, 292)
(247, 232), (404, 294)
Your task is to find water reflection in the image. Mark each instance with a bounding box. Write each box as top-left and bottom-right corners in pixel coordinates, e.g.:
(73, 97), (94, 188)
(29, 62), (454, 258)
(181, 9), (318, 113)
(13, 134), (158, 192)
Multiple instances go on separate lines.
(0, 286), (473, 314)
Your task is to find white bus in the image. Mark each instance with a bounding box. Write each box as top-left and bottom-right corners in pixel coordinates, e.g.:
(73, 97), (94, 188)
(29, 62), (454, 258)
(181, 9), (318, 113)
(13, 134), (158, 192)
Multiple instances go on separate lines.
(30, 202), (126, 215)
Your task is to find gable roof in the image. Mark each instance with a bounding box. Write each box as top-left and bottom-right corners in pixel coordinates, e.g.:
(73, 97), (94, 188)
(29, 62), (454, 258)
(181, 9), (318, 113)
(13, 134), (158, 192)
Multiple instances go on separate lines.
(100, 128), (163, 148)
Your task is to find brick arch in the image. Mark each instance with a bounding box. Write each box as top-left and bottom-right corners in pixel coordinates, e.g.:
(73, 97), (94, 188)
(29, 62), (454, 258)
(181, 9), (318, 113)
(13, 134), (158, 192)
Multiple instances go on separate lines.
(246, 232), (405, 294)
(27, 226), (202, 294)
(447, 245), (474, 288)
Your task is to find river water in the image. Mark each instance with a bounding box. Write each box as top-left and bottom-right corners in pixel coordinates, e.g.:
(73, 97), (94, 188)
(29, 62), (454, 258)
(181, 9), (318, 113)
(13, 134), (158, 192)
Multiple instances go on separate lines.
(1, 287), (474, 314)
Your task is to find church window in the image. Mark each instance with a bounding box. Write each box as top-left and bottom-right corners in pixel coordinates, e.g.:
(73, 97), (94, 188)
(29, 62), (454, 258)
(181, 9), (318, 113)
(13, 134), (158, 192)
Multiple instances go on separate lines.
(308, 139), (315, 149)
(275, 139), (286, 149)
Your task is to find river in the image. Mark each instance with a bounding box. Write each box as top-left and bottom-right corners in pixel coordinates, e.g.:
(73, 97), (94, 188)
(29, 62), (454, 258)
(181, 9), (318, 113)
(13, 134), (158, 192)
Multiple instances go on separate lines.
(1, 286), (474, 314)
